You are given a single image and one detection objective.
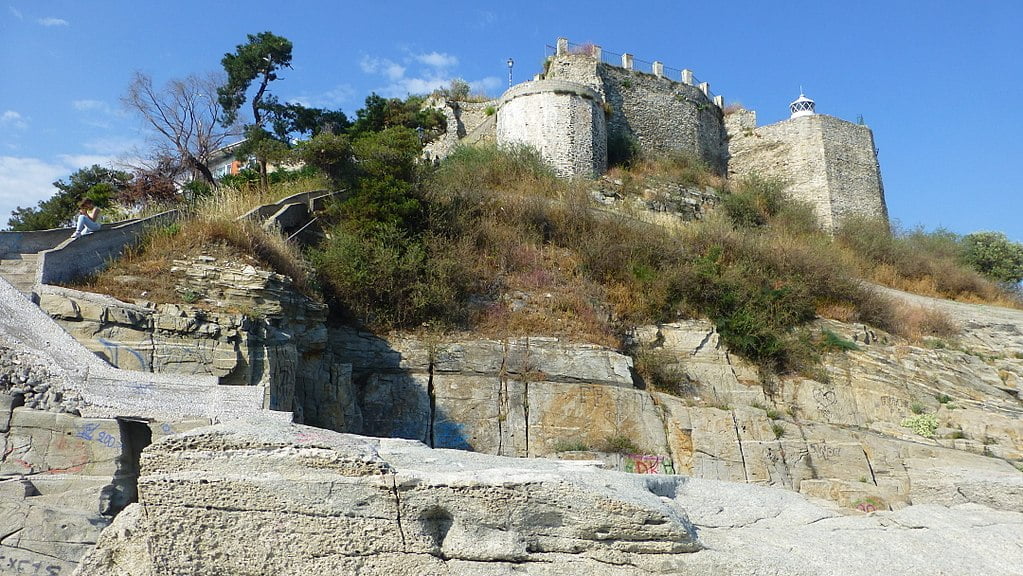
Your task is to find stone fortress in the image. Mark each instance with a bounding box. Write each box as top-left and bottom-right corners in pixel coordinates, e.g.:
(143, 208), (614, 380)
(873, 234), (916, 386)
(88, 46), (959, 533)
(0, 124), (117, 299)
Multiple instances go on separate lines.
(427, 37), (888, 231)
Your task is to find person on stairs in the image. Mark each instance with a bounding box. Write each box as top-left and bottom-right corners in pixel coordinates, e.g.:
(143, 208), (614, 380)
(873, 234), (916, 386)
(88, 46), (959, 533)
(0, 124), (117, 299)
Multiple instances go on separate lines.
(70, 198), (101, 239)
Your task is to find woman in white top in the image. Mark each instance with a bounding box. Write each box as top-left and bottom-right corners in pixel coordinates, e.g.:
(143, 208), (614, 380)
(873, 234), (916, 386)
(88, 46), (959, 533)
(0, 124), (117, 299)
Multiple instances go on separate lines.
(70, 198), (101, 239)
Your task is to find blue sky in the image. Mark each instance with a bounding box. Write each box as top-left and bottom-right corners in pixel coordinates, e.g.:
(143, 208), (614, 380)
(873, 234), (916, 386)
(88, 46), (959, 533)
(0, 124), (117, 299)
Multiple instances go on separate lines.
(1, 1), (1021, 239)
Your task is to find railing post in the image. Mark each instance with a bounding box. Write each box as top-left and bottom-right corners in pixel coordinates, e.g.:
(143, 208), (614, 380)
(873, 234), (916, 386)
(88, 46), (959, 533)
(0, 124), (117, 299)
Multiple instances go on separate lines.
(699, 82), (710, 97)
(592, 45), (602, 61)
(652, 61), (664, 77)
(682, 69), (694, 85)
(714, 95), (724, 108)
(557, 37), (568, 56)
(622, 53), (634, 70)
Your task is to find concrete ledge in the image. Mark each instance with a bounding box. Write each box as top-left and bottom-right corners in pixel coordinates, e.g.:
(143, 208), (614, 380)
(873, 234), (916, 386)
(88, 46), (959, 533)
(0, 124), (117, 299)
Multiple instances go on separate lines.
(78, 375), (283, 422)
(237, 189), (339, 223)
(38, 211), (177, 286)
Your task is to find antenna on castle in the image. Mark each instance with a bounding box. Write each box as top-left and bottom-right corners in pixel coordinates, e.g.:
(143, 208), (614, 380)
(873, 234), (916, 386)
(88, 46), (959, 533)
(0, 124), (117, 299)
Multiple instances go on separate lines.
(507, 58), (514, 88)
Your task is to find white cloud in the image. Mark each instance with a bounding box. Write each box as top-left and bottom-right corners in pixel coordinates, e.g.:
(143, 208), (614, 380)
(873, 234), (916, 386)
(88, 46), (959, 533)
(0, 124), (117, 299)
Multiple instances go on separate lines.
(361, 49), (502, 99)
(9, 7), (23, 19)
(38, 17), (69, 27)
(82, 136), (145, 157)
(384, 75), (449, 97)
(415, 52), (458, 69)
(58, 154), (119, 169)
(0, 155), (121, 227)
(292, 84), (357, 109)
(72, 100), (109, 112)
(359, 56), (405, 81)
(0, 110), (28, 131)
(0, 156), (71, 222)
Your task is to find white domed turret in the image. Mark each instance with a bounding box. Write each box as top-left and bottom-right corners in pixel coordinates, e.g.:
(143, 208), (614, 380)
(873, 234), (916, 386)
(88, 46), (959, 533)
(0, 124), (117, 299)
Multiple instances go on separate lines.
(789, 92), (816, 118)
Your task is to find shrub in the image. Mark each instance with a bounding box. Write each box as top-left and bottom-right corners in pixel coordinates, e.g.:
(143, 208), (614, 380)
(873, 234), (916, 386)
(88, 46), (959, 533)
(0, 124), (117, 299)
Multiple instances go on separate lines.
(961, 231), (1023, 284)
(607, 131), (640, 168)
(820, 329), (859, 352)
(600, 434), (641, 454)
(900, 413), (938, 438)
(632, 348), (693, 397)
(311, 222), (473, 328)
(721, 175), (787, 228)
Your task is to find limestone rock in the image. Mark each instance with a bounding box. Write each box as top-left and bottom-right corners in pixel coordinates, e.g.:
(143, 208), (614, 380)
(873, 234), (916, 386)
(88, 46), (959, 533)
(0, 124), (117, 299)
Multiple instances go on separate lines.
(73, 419), (1023, 576)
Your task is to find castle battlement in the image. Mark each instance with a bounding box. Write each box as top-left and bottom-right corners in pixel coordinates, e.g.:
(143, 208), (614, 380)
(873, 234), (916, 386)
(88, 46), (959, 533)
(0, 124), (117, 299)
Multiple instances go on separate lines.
(426, 37), (887, 230)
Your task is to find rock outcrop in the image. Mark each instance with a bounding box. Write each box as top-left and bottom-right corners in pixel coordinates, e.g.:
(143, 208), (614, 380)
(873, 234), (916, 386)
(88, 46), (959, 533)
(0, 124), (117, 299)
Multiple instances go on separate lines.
(75, 418), (1023, 576)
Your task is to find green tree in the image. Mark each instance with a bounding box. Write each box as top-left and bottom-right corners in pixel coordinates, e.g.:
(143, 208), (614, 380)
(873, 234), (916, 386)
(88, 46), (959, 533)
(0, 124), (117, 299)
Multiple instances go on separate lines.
(294, 131), (354, 188)
(274, 103), (350, 138)
(217, 31), (293, 185)
(961, 231), (1023, 284)
(334, 127), (424, 230)
(8, 165), (131, 230)
(349, 93), (446, 141)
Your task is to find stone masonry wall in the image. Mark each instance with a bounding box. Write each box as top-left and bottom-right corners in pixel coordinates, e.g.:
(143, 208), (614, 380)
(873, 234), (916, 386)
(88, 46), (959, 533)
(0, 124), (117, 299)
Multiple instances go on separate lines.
(818, 115), (888, 225)
(497, 79), (607, 177)
(544, 54), (728, 173)
(422, 98), (498, 163)
(727, 113), (886, 230)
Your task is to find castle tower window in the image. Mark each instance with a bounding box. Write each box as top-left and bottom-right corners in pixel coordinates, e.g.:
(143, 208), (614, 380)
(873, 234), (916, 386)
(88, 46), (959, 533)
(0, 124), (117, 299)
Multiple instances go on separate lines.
(789, 92), (816, 118)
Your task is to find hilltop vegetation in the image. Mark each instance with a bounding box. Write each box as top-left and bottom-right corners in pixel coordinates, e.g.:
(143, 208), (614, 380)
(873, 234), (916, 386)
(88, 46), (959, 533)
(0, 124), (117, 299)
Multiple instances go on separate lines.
(29, 29), (1020, 379)
(76, 134), (1021, 381)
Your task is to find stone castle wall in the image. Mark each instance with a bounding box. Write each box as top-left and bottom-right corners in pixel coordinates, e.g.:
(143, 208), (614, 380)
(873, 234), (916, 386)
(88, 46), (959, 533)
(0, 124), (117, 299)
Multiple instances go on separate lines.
(426, 37), (885, 229)
(496, 79), (607, 177)
(544, 54), (728, 173)
(422, 98), (498, 162)
(727, 112), (886, 230)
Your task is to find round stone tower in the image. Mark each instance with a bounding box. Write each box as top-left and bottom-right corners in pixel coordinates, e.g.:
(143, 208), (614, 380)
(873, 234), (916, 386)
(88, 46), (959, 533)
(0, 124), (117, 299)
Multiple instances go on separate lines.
(496, 79), (607, 178)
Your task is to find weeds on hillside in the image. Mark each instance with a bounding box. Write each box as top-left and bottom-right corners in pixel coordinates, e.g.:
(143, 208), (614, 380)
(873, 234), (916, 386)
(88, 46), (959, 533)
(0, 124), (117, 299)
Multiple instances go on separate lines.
(835, 216), (1020, 306)
(73, 182), (319, 303)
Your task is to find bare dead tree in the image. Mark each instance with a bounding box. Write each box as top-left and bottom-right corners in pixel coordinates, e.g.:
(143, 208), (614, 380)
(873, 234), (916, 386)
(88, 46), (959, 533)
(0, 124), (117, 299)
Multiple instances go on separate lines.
(123, 71), (241, 186)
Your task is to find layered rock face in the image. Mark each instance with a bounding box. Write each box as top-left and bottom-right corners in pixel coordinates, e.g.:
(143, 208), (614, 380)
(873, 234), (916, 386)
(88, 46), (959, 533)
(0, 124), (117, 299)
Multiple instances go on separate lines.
(38, 258), (1023, 516)
(333, 317), (1022, 514)
(75, 418), (1023, 576)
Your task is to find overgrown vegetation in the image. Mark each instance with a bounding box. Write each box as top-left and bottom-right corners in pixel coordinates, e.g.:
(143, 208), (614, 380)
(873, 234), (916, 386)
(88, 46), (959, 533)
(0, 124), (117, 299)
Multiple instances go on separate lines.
(53, 30), (1020, 383)
(835, 216), (1022, 305)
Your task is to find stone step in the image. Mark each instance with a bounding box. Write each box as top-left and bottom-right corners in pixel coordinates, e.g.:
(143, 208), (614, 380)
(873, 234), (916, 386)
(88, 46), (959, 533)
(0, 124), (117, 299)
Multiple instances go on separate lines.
(0, 252), (40, 295)
(80, 371), (289, 423)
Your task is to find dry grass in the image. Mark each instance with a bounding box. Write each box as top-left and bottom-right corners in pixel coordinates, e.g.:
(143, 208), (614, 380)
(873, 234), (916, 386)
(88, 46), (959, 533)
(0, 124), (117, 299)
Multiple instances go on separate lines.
(73, 184), (316, 305)
(893, 305), (960, 343)
(834, 215), (1021, 309)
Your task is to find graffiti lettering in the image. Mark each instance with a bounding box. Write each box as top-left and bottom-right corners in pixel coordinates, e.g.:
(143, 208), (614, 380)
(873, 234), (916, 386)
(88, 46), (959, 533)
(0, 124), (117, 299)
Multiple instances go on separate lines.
(809, 443), (841, 460)
(74, 422), (100, 441)
(623, 454), (676, 475)
(126, 381), (154, 396)
(853, 497), (885, 513)
(75, 423), (122, 451)
(0, 552), (62, 574)
(813, 388), (837, 416)
(97, 337), (149, 372)
(880, 395), (909, 410)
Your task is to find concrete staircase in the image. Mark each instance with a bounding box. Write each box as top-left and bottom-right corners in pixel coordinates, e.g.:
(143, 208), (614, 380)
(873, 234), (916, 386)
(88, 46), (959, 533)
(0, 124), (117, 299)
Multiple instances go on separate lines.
(0, 218), (289, 424)
(0, 251), (39, 297)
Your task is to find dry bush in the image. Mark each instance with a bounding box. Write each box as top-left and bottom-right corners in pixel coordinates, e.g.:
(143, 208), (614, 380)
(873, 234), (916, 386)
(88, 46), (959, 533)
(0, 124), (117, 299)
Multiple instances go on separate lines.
(894, 305), (960, 342)
(622, 150), (726, 191)
(835, 215), (1019, 307)
(76, 185), (316, 304)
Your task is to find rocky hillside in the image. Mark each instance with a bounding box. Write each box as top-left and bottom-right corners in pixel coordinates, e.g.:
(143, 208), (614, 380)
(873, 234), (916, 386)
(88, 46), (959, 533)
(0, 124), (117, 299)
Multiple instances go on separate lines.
(76, 418), (1023, 575)
(1, 155), (1022, 574)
